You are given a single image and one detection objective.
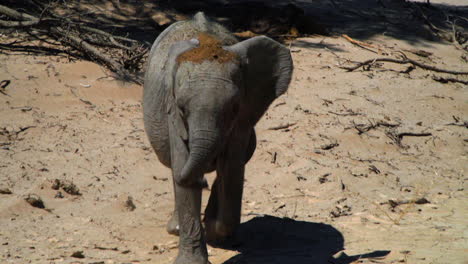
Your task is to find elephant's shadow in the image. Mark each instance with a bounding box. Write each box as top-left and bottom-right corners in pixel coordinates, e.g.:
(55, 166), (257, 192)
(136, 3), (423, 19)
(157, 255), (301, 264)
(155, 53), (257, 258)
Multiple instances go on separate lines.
(215, 215), (390, 264)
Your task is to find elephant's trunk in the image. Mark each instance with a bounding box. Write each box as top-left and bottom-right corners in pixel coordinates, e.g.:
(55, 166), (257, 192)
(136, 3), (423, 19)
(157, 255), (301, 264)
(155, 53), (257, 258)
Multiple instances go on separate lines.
(180, 126), (220, 185)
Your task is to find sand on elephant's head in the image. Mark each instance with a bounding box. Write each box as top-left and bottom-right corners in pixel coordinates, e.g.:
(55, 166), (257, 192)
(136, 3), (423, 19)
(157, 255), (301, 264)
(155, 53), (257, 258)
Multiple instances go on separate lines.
(177, 33), (238, 64)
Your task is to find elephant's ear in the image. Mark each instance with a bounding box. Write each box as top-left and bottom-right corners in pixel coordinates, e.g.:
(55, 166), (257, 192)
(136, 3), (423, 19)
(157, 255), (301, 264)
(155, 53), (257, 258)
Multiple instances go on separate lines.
(165, 39), (199, 141)
(226, 36), (293, 126)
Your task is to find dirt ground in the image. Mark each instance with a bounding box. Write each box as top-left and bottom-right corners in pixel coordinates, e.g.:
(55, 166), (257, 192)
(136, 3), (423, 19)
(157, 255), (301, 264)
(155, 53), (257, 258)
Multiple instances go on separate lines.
(1, 1), (467, 264)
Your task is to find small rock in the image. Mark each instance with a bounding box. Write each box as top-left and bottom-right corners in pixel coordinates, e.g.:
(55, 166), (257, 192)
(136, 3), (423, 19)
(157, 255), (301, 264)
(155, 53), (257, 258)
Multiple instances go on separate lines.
(0, 188), (12, 194)
(318, 173), (331, 184)
(52, 179), (81, 195)
(24, 194), (45, 209)
(62, 181), (81, 195)
(54, 191), (64, 199)
(350, 167), (368, 178)
(51, 179), (61, 190)
(414, 198), (430, 204)
(320, 142), (339, 150)
(71, 251), (85, 258)
(125, 196), (136, 211)
(330, 205), (352, 218)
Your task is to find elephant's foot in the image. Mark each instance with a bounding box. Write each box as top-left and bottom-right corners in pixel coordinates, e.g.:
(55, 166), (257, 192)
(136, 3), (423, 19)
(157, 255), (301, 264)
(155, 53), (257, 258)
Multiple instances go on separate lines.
(175, 239), (209, 264)
(167, 213), (180, 236)
(204, 218), (235, 246)
(174, 251), (210, 264)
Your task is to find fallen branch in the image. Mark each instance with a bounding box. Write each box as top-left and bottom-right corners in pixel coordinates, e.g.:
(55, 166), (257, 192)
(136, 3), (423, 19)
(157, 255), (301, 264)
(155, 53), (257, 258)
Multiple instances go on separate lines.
(381, 197), (430, 208)
(79, 25), (138, 45)
(94, 245), (119, 251)
(432, 76), (468, 85)
(342, 34), (379, 54)
(341, 57), (468, 75)
(352, 120), (400, 135)
(445, 122), (468, 128)
(268, 122), (297, 130)
(0, 4), (37, 21)
(51, 27), (125, 77)
(320, 142), (339, 150)
(0, 19), (39, 27)
(0, 42), (73, 57)
(0, 80), (11, 96)
(386, 129), (432, 147)
(398, 132), (432, 138)
(404, 49), (433, 58)
(50, 24), (144, 83)
(328, 111), (362, 116)
(0, 4), (145, 84)
(413, 3), (445, 35)
(445, 116), (467, 128)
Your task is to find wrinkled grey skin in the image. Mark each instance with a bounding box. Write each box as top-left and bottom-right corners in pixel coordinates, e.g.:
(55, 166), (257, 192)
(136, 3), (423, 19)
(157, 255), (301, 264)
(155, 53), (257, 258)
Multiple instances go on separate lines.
(143, 12), (293, 264)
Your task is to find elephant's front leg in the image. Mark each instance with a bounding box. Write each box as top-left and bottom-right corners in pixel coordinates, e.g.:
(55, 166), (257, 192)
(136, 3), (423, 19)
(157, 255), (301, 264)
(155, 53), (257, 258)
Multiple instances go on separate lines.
(166, 180), (180, 236)
(168, 123), (208, 264)
(205, 129), (252, 244)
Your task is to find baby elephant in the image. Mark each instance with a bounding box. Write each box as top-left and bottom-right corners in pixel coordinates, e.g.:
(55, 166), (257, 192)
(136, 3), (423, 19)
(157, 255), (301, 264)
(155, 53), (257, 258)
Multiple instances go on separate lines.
(143, 12), (293, 264)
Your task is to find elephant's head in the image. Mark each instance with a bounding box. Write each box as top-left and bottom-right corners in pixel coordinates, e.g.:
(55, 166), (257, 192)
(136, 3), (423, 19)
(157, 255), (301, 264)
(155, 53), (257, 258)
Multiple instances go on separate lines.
(164, 33), (293, 186)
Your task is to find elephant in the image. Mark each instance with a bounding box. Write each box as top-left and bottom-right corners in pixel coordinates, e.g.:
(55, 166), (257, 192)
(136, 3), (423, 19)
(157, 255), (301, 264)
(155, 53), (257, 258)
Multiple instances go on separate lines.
(143, 12), (293, 264)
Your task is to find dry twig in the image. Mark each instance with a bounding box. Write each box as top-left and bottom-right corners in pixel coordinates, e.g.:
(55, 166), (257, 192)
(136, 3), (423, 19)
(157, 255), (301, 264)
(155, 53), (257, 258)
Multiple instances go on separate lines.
(352, 119), (400, 135)
(268, 122), (297, 130)
(341, 56), (468, 75)
(381, 198), (430, 208)
(386, 129), (432, 147)
(432, 76), (468, 85)
(328, 110), (362, 116)
(0, 80), (11, 96)
(342, 34), (379, 54)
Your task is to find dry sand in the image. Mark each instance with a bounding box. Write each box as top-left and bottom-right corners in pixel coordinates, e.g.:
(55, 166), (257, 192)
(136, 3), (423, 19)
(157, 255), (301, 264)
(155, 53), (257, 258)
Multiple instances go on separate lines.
(1, 3), (467, 264)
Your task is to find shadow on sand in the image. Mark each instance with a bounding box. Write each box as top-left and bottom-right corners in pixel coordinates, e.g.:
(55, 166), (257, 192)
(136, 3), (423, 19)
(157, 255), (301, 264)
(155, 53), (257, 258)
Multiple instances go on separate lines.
(2, 0), (466, 58)
(214, 215), (390, 264)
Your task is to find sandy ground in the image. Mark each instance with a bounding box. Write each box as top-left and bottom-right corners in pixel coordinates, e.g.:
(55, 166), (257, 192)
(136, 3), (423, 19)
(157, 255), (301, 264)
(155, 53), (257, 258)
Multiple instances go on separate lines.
(1, 3), (467, 264)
